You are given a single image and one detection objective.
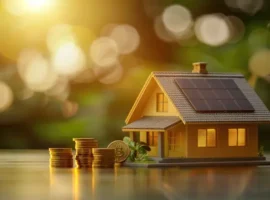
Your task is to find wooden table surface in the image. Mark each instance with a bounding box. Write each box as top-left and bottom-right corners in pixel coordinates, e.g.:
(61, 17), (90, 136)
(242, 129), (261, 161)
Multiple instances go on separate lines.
(0, 150), (269, 200)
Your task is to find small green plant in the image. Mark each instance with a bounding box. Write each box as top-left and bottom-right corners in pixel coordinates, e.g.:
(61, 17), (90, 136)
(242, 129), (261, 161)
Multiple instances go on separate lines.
(123, 136), (151, 162)
(258, 145), (264, 157)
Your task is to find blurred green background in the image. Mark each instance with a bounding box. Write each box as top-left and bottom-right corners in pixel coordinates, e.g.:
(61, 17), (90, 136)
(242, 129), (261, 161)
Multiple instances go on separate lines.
(0, 0), (269, 150)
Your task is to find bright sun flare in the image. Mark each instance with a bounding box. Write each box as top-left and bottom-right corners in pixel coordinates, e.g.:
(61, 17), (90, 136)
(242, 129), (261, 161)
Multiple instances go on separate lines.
(24, 0), (48, 11)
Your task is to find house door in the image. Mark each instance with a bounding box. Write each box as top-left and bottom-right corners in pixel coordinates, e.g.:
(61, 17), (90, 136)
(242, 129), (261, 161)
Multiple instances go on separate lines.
(168, 130), (182, 157)
(147, 131), (158, 157)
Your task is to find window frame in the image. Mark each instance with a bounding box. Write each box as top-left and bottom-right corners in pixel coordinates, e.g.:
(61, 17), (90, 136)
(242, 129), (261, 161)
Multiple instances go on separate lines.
(197, 128), (217, 148)
(156, 93), (168, 112)
(168, 131), (176, 150)
(228, 128), (247, 147)
(147, 131), (158, 146)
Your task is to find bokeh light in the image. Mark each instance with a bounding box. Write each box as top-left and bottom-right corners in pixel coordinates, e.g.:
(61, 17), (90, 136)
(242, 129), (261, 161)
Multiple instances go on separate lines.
(52, 42), (86, 77)
(46, 77), (70, 101)
(62, 100), (79, 118)
(109, 25), (140, 55)
(143, 0), (173, 19)
(237, 0), (264, 15)
(154, 16), (175, 42)
(162, 5), (193, 36)
(249, 50), (270, 77)
(46, 24), (75, 53)
(225, 0), (264, 15)
(227, 16), (245, 43)
(195, 14), (231, 46)
(17, 49), (58, 92)
(72, 68), (96, 84)
(93, 63), (123, 85)
(0, 81), (14, 112)
(90, 37), (119, 68)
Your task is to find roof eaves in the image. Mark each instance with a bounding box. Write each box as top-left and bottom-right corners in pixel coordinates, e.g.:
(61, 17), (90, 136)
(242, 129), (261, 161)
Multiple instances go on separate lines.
(152, 71), (244, 78)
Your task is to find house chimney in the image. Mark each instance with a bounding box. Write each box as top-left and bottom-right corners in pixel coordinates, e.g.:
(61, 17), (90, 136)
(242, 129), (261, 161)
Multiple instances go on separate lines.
(192, 62), (208, 74)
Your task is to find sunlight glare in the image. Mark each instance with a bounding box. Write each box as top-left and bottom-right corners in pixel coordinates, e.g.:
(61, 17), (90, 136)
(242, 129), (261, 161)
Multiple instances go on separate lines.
(0, 81), (14, 112)
(52, 42), (86, 77)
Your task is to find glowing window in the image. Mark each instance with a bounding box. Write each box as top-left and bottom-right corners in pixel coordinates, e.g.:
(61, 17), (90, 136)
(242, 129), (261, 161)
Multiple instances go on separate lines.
(198, 129), (216, 147)
(228, 128), (246, 146)
(147, 132), (158, 146)
(156, 93), (168, 112)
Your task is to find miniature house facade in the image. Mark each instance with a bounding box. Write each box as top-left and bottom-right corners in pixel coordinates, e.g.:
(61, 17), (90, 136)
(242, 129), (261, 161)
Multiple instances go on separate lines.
(122, 63), (270, 159)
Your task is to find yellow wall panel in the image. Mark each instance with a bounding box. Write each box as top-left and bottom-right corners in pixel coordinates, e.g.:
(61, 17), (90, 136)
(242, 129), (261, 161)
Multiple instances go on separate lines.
(142, 85), (178, 117)
(186, 124), (258, 158)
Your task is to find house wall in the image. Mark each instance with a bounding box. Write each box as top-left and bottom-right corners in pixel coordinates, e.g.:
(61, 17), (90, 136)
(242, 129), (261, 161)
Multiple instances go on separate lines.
(186, 124), (258, 158)
(142, 86), (178, 117)
(164, 123), (186, 157)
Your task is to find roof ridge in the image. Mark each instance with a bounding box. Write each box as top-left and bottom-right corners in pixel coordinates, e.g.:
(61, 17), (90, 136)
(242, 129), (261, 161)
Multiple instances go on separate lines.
(152, 71), (244, 78)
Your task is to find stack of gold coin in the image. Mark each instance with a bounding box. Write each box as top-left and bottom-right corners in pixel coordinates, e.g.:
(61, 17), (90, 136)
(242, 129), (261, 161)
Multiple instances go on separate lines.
(73, 138), (98, 168)
(107, 140), (130, 166)
(49, 148), (73, 168)
(92, 148), (115, 168)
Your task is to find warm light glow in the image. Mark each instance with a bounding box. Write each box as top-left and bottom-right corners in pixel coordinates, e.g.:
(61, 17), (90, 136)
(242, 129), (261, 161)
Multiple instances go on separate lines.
(195, 14), (231, 46)
(3, 0), (52, 16)
(52, 42), (86, 77)
(0, 81), (14, 112)
(109, 24), (140, 54)
(228, 128), (246, 146)
(198, 129), (216, 147)
(17, 49), (58, 92)
(47, 24), (75, 53)
(198, 129), (207, 147)
(24, 0), (48, 11)
(207, 129), (216, 147)
(90, 37), (119, 67)
(162, 5), (193, 36)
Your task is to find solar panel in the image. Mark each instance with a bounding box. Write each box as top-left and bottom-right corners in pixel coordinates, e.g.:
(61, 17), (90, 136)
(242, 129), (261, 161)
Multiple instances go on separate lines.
(191, 79), (210, 89)
(189, 99), (209, 112)
(206, 79), (224, 89)
(221, 100), (240, 111)
(182, 89), (203, 99)
(175, 78), (255, 113)
(213, 89), (232, 99)
(175, 79), (195, 88)
(199, 90), (216, 99)
(221, 79), (238, 89)
(235, 99), (254, 111)
(207, 100), (225, 111)
(228, 89), (246, 99)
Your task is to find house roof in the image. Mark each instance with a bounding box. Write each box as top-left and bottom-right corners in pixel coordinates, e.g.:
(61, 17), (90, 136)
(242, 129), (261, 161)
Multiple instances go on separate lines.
(122, 116), (181, 131)
(153, 72), (270, 124)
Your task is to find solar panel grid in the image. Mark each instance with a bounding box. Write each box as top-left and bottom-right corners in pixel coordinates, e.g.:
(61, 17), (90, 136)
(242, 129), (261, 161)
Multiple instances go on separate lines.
(175, 78), (254, 113)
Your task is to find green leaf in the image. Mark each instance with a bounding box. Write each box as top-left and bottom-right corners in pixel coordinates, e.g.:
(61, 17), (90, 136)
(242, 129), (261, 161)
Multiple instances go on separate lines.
(123, 136), (131, 144)
(141, 145), (151, 151)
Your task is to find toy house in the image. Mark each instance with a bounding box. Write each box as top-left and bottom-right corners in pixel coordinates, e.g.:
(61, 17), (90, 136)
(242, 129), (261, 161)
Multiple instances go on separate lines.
(122, 62), (270, 160)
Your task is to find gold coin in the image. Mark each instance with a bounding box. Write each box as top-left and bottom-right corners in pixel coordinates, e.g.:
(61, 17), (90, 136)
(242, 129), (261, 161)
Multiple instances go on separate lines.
(107, 140), (130, 163)
(50, 152), (73, 157)
(49, 148), (72, 153)
(92, 148), (115, 153)
(73, 138), (96, 141)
